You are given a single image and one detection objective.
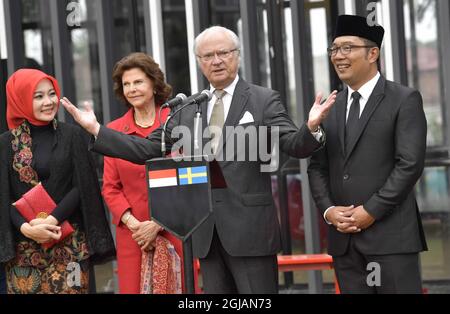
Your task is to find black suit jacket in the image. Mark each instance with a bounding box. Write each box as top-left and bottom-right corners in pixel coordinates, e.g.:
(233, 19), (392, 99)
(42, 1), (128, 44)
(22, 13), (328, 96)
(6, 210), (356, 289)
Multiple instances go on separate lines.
(308, 76), (428, 257)
(92, 78), (322, 258)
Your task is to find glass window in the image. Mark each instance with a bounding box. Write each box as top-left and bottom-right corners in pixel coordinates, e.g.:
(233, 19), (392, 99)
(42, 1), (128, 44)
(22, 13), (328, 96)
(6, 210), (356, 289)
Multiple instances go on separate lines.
(162, 0), (190, 95)
(206, 0), (241, 86)
(283, 5), (298, 121)
(309, 8), (330, 95)
(404, 0), (444, 147)
(111, 0), (147, 63)
(404, 0), (450, 291)
(209, 0), (241, 34)
(256, 0), (271, 88)
(70, 0), (103, 124)
(135, 0), (147, 52)
(238, 0), (271, 88)
(416, 167), (450, 283)
(285, 0), (335, 121)
(21, 0), (54, 72)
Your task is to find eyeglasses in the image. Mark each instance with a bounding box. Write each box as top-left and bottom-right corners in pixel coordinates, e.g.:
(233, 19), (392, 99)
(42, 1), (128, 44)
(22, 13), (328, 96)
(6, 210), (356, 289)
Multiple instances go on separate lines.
(327, 45), (376, 57)
(197, 49), (239, 62)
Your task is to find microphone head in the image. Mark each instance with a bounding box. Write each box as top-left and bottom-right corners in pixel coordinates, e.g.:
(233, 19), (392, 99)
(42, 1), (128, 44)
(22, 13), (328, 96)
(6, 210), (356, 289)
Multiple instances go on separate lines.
(163, 93), (188, 108)
(176, 93), (187, 101)
(200, 90), (213, 101)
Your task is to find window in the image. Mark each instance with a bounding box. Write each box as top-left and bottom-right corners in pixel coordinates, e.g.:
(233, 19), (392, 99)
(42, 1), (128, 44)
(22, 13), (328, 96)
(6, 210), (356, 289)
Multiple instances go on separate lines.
(162, 0), (190, 95)
(21, 0), (54, 72)
(404, 0), (444, 147)
(404, 0), (450, 286)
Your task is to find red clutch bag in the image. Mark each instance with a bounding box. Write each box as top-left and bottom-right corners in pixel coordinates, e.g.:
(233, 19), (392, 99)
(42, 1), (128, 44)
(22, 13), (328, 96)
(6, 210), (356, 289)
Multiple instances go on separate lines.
(13, 183), (74, 249)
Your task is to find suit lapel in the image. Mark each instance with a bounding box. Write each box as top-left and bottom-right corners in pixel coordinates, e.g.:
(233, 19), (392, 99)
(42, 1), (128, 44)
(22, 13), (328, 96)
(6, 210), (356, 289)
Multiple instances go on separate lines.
(344, 77), (386, 163)
(336, 89), (348, 158)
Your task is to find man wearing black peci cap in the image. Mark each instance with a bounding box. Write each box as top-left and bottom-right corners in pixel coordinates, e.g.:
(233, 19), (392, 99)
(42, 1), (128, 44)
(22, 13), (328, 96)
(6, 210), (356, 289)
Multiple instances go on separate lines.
(308, 15), (428, 294)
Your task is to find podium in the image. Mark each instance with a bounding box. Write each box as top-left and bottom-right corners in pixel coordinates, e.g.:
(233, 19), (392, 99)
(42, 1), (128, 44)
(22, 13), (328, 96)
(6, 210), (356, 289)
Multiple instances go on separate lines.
(145, 155), (226, 293)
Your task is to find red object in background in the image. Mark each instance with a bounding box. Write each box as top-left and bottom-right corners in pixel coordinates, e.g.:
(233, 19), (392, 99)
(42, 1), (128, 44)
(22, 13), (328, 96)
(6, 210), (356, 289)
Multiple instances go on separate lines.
(272, 176), (328, 250)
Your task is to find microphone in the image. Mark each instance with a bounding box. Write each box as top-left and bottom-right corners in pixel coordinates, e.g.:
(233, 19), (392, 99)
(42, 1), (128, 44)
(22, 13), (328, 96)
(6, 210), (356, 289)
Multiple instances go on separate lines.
(162, 93), (187, 108)
(185, 90), (213, 105)
(161, 90), (213, 157)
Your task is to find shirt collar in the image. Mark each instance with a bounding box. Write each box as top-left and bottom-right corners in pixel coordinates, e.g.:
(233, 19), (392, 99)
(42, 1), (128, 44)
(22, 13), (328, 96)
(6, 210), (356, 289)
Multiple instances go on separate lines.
(209, 75), (239, 97)
(347, 71), (381, 103)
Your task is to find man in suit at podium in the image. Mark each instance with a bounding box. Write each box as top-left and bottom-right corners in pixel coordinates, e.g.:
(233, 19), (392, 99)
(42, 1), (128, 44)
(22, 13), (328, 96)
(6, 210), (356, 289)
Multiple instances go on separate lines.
(308, 15), (427, 293)
(62, 26), (336, 294)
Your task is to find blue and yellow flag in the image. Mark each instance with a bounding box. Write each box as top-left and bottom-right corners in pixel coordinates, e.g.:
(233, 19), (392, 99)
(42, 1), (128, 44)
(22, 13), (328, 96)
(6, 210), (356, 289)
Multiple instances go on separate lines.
(178, 166), (208, 186)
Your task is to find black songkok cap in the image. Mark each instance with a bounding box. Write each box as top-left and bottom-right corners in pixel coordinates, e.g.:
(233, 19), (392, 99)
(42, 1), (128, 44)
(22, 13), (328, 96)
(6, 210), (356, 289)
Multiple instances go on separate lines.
(334, 15), (385, 48)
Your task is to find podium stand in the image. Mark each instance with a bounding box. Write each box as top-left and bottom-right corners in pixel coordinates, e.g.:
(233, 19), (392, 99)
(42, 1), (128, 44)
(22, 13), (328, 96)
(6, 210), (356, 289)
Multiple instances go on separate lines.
(145, 155), (226, 293)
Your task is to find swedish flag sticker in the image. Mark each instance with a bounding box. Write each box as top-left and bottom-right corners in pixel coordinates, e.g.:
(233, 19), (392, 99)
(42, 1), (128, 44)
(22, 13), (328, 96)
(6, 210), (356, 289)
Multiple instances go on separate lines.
(178, 166), (208, 186)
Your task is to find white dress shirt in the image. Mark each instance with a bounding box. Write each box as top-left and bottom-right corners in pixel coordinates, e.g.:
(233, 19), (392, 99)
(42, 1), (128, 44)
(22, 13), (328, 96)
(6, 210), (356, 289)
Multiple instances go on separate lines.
(346, 72), (381, 121)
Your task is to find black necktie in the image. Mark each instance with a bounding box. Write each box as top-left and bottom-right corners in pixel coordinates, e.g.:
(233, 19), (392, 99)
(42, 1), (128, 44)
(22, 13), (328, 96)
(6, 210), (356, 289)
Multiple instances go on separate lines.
(345, 91), (361, 154)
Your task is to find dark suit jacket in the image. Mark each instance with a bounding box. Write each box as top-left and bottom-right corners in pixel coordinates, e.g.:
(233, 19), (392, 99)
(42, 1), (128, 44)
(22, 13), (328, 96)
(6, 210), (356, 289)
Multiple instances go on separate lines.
(92, 78), (322, 258)
(308, 76), (428, 257)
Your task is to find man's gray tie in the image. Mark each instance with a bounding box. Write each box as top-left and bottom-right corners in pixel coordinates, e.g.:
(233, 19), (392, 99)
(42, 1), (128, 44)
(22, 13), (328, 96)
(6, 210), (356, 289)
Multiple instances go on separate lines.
(345, 91), (361, 155)
(209, 90), (226, 154)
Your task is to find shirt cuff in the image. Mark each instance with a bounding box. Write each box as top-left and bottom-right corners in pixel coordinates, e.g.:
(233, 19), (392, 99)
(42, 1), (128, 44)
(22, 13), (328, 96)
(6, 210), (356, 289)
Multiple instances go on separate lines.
(311, 126), (324, 143)
(323, 206), (335, 225)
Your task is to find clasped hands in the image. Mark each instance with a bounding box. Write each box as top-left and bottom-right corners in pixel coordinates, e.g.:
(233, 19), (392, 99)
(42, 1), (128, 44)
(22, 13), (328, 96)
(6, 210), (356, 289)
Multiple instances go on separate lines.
(126, 218), (163, 252)
(20, 215), (61, 244)
(326, 205), (375, 234)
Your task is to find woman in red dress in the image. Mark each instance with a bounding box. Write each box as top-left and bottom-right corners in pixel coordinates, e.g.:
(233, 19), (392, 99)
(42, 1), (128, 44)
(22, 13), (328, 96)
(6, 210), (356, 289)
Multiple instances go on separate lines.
(102, 53), (182, 293)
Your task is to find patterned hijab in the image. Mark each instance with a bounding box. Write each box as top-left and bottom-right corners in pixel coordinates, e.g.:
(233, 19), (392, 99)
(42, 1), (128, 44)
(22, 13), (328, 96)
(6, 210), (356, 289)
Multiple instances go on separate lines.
(6, 68), (61, 130)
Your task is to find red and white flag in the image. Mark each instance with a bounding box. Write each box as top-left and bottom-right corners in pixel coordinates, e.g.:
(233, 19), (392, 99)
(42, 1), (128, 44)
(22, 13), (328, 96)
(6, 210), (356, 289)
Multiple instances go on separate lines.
(148, 169), (178, 188)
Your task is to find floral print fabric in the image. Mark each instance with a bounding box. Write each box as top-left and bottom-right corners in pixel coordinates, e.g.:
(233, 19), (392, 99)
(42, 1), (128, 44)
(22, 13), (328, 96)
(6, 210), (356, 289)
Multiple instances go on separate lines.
(5, 225), (90, 294)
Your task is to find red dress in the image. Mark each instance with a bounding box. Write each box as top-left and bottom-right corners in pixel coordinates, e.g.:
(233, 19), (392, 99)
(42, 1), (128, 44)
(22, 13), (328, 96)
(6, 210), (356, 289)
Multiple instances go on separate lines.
(102, 107), (183, 294)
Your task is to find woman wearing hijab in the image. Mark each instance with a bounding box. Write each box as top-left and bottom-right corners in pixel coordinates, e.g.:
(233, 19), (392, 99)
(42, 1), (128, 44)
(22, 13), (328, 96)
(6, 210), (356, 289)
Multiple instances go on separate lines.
(0, 69), (115, 294)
